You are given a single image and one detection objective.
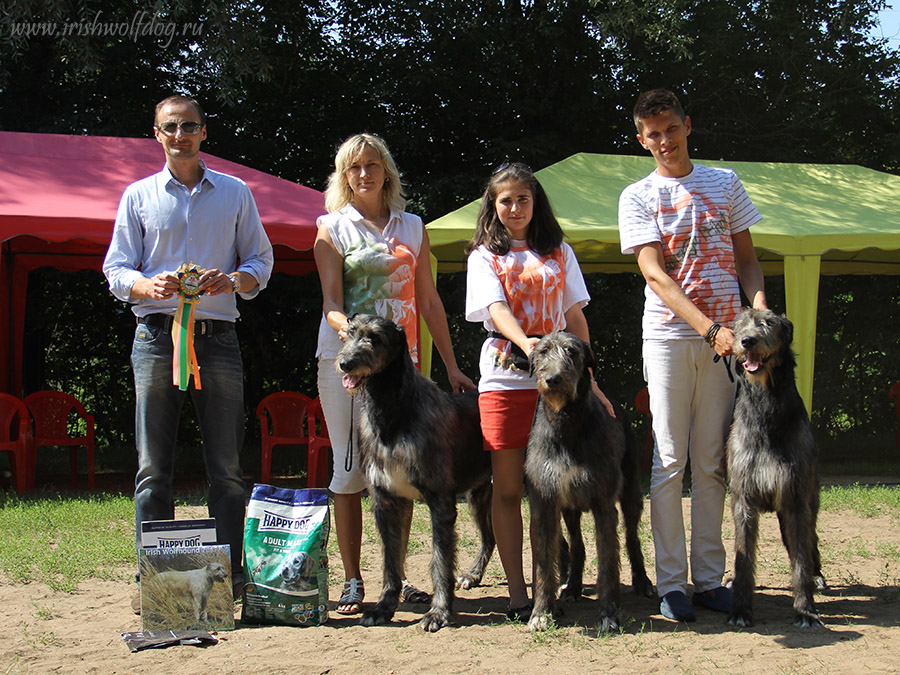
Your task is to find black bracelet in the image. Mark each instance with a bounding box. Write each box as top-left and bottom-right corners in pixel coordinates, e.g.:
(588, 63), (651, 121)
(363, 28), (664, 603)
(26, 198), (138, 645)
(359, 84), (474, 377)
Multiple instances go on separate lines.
(704, 323), (721, 348)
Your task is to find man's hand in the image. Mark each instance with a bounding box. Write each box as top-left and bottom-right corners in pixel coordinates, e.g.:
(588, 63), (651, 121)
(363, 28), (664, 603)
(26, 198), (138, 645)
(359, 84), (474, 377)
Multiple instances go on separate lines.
(131, 272), (179, 300)
(199, 268), (237, 296)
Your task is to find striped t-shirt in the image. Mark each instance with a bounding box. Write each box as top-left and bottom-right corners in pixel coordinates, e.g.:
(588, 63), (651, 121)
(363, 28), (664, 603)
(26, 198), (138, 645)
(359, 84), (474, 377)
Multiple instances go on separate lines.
(618, 164), (761, 340)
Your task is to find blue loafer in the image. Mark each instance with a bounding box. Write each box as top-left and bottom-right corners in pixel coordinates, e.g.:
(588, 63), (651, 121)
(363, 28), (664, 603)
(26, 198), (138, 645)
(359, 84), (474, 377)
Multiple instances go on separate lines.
(692, 586), (733, 613)
(660, 590), (696, 622)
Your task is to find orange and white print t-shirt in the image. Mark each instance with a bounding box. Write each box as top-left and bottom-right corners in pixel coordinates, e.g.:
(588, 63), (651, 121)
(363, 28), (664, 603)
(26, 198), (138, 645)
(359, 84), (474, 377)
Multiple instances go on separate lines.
(466, 241), (589, 392)
(617, 164), (761, 341)
(316, 205), (422, 363)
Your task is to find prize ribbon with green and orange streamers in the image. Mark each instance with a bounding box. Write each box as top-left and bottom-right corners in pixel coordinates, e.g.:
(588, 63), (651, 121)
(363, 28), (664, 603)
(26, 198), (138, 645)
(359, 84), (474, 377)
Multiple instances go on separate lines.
(172, 262), (204, 390)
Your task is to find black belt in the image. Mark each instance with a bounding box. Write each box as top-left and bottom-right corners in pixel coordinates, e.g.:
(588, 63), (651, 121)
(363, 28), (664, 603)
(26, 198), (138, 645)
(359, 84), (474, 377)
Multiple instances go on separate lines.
(138, 313), (231, 337)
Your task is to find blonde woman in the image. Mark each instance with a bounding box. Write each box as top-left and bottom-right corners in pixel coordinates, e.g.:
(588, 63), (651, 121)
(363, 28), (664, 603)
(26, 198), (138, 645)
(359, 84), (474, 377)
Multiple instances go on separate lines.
(314, 133), (475, 614)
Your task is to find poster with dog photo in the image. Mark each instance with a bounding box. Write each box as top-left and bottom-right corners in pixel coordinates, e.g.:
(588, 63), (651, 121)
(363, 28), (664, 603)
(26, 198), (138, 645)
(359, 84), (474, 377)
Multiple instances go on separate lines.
(139, 545), (235, 632)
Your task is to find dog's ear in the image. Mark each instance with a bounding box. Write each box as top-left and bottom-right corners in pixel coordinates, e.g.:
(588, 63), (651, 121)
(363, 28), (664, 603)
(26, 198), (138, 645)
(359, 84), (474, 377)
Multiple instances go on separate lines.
(779, 314), (794, 345)
(392, 321), (410, 359)
(583, 339), (597, 376)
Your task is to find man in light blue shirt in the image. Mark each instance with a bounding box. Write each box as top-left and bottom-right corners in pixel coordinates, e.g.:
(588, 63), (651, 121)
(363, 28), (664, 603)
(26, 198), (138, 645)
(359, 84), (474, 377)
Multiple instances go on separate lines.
(103, 95), (273, 612)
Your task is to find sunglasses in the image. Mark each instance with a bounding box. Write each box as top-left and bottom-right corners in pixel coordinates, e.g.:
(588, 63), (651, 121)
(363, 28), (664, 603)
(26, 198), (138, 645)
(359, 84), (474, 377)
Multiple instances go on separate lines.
(492, 161), (532, 175)
(154, 121), (204, 136)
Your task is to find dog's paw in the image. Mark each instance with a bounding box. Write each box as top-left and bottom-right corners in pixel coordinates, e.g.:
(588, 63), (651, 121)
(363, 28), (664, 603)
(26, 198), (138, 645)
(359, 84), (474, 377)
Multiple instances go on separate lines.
(728, 610), (753, 628)
(632, 573), (654, 598)
(528, 613), (554, 632)
(598, 615), (619, 633)
(814, 575), (828, 591)
(359, 608), (391, 627)
(419, 608), (451, 632)
(455, 573), (481, 590)
(794, 611), (824, 628)
(559, 583), (583, 602)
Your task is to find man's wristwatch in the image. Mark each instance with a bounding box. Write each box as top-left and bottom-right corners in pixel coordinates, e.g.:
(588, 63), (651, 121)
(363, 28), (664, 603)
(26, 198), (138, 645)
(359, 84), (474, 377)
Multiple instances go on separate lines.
(229, 274), (240, 293)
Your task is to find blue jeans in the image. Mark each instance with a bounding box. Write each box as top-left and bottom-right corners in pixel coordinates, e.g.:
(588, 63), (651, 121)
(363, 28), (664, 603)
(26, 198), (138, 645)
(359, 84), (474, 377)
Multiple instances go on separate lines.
(132, 318), (246, 580)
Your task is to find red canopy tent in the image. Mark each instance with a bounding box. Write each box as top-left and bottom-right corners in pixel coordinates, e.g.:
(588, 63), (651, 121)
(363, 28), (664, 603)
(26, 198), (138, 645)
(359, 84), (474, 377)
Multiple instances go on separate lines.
(0, 131), (325, 395)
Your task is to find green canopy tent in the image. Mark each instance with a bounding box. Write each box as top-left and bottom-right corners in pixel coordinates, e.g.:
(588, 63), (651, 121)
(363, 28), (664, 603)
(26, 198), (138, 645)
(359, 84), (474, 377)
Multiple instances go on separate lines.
(424, 153), (900, 412)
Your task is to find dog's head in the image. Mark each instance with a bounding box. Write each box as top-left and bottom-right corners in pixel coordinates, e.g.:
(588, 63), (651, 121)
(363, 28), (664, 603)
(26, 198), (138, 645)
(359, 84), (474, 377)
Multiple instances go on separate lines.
(732, 308), (794, 386)
(206, 562), (228, 582)
(337, 314), (408, 391)
(530, 332), (596, 413)
(280, 551), (315, 590)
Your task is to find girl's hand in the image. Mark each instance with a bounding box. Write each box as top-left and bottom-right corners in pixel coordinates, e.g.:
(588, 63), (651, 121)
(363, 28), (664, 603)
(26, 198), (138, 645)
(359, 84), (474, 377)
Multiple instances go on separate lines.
(592, 381), (616, 418)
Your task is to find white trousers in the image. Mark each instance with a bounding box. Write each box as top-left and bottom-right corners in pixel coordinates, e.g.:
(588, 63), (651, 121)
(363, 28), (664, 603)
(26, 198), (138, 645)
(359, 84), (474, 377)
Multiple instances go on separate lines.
(643, 339), (735, 597)
(317, 358), (366, 494)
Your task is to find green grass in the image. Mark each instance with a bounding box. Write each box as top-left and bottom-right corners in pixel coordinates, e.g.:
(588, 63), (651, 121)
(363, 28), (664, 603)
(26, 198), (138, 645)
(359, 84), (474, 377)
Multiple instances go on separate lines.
(0, 491), (135, 592)
(819, 483), (900, 517)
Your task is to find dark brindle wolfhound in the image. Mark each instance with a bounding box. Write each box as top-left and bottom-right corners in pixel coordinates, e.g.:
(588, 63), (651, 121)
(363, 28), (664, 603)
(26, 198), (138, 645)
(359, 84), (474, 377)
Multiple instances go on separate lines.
(338, 314), (495, 632)
(525, 332), (653, 632)
(727, 308), (827, 628)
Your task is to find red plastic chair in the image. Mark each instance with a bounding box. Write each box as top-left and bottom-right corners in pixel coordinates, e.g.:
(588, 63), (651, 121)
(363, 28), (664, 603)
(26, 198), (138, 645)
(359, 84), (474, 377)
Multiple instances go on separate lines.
(890, 382), (900, 451)
(256, 392), (312, 485)
(307, 396), (332, 489)
(635, 387), (653, 471)
(0, 393), (33, 493)
(23, 391), (95, 490)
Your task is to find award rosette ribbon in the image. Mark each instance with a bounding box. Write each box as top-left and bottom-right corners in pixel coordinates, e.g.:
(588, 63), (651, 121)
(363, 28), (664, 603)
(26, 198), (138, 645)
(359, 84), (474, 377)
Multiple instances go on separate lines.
(172, 262), (204, 390)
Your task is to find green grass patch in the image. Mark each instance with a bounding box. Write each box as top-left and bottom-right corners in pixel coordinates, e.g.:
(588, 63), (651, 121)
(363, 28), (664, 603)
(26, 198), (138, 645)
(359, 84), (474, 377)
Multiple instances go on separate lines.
(0, 491), (135, 592)
(819, 484), (900, 517)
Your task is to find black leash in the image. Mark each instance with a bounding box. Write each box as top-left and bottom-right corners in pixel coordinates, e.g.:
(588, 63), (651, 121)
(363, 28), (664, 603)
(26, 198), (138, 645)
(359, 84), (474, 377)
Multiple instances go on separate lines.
(486, 330), (542, 371)
(714, 353), (734, 383)
(345, 396), (354, 473)
(705, 322), (735, 383)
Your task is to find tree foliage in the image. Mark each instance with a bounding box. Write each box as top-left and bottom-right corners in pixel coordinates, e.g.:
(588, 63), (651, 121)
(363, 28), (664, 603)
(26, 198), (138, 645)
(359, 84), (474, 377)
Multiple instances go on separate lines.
(606, 0), (900, 171)
(6, 0), (896, 205)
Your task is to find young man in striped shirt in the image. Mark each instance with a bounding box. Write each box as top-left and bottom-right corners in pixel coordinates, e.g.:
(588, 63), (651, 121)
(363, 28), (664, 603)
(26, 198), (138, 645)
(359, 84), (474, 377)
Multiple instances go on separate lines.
(617, 88), (767, 623)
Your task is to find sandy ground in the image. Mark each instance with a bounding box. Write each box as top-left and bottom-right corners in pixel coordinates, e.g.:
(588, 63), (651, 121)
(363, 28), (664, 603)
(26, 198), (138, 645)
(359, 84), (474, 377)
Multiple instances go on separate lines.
(1, 493), (899, 674)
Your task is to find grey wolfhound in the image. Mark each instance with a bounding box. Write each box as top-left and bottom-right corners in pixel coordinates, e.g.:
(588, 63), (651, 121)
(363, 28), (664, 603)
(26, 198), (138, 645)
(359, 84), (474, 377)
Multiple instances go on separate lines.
(727, 308), (827, 628)
(338, 314), (494, 632)
(525, 332), (653, 632)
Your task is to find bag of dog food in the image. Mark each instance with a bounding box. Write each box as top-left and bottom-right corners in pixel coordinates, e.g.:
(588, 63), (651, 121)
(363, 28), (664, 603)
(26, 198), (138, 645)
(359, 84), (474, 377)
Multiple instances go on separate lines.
(241, 484), (330, 626)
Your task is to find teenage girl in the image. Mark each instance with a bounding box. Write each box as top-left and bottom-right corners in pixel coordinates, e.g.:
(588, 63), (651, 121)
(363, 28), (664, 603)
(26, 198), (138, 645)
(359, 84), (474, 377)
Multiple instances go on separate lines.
(464, 162), (613, 620)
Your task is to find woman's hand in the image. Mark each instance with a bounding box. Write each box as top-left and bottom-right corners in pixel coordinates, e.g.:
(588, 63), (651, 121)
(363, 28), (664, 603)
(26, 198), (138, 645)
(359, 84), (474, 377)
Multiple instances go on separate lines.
(592, 380), (616, 418)
(337, 321), (350, 342)
(447, 367), (476, 393)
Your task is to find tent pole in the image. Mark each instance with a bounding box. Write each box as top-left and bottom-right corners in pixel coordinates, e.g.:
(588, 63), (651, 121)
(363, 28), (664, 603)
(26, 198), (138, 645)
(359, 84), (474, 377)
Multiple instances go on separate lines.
(783, 254), (821, 415)
(416, 251), (438, 379)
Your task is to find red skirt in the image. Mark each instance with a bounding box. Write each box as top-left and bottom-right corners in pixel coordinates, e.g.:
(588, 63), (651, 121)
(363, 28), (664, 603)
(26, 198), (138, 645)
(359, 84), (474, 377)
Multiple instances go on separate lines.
(478, 389), (538, 451)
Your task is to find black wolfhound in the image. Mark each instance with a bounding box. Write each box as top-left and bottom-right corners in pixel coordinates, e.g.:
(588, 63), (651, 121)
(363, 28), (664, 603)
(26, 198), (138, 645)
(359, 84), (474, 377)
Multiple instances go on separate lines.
(727, 308), (827, 628)
(525, 332), (653, 632)
(338, 314), (494, 632)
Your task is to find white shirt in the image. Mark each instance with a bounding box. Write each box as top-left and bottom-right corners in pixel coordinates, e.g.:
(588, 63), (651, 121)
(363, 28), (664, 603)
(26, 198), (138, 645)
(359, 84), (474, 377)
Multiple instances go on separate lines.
(466, 241), (589, 391)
